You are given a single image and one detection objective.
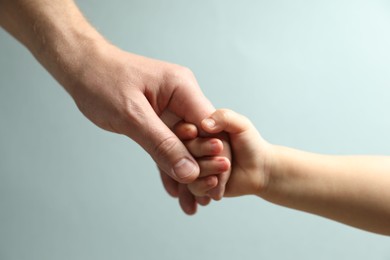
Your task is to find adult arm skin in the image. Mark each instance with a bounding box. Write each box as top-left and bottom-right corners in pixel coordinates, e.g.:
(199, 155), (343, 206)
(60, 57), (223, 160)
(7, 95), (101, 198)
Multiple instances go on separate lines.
(0, 0), (229, 213)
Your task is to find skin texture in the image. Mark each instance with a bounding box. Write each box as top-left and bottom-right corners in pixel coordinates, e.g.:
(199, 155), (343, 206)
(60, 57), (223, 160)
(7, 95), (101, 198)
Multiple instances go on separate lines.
(176, 109), (390, 236)
(0, 0), (232, 214)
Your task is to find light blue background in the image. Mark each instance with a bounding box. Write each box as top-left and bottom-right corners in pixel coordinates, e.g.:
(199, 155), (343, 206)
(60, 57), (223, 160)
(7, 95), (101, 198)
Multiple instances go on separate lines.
(1, 0), (390, 259)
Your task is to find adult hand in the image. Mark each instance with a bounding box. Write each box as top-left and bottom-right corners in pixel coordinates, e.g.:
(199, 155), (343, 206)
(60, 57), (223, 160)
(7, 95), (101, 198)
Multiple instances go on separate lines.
(70, 44), (217, 213)
(0, 0), (220, 214)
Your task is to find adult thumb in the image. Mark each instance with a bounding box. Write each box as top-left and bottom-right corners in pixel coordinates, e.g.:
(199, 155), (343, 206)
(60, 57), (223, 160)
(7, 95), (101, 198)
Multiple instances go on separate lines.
(126, 94), (200, 184)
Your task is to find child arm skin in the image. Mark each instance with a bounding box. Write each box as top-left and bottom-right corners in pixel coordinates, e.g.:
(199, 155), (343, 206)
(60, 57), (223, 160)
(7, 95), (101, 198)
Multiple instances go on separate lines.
(175, 109), (390, 235)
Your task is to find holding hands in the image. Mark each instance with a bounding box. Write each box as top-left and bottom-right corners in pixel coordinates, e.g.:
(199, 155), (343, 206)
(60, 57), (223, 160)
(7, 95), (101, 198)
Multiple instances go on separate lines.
(2, 0), (389, 236)
(175, 109), (274, 199)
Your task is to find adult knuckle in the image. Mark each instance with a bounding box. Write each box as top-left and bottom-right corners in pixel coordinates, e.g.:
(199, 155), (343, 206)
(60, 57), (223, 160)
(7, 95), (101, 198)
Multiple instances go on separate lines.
(173, 65), (194, 77)
(123, 98), (145, 125)
(218, 108), (229, 117)
(165, 65), (196, 87)
(181, 66), (195, 78)
(153, 135), (179, 161)
(242, 115), (252, 126)
(219, 109), (232, 126)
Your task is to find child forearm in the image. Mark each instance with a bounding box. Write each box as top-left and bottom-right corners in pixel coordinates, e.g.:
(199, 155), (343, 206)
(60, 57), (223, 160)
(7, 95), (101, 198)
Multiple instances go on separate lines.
(261, 146), (390, 235)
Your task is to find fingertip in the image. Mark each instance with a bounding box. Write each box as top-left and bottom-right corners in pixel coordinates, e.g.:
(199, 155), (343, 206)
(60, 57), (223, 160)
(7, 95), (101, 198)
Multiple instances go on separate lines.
(196, 157), (230, 179)
(159, 168), (179, 198)
(213, 193), (224, 201)
(174, 122), (198, 140)
(182, 199), (197, 215)
(202, 118), (216, 129)
(196, 196), (211, 206)
(201, 118), (219, 133)
(207, 188), (224, 201)
(216, 157), (231, 172)
(187, 175), (218, 197)
(205, 175), (218, 188)
(202, 108), (253, 134)
(183, 205), (197, 215)
(206, 159), (230, 201)
(209, 138), (224, 155)
(173, 158), (200, 183)
(167, 189), (179, 198)
(178, 184), (197, 215)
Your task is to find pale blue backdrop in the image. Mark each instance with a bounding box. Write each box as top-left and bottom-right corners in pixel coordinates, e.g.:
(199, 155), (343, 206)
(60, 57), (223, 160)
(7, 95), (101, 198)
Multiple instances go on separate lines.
(1, 1), (390, 259)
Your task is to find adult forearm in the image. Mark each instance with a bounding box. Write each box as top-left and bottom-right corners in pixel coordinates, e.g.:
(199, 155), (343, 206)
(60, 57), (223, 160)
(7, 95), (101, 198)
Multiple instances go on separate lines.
(263, 146), (390, 235)
(0, 0), (106, 95)
(0, 0), (219, 214)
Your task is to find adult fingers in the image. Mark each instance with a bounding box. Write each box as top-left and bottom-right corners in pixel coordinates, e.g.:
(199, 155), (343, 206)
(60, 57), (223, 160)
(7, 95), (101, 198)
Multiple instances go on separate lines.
(178, 184), (197, 215)
(166, 67), (215, 127)
(160, 167), (211, 210)
(125, 93), (199, 184)
(195, 195), (211, 206)
(159, 167), (179, 197)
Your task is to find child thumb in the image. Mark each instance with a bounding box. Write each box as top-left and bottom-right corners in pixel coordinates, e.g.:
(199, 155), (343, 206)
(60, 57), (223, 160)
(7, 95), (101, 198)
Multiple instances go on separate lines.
(201, 109), (251, 134)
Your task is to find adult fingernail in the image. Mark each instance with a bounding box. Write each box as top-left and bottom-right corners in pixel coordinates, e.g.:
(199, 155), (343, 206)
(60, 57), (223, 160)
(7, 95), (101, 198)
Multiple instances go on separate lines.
(173, 158), (197, 180)
(203, 118), (215, 128)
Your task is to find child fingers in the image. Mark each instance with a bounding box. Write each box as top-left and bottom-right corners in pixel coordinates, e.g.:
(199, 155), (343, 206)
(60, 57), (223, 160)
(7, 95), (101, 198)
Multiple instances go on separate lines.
(197, 156), (230, 178)
(188, 176), (218, 197)
(201, 109), (252, 134)
(173, 121), (198, 140)
(207, 170), (230, 201)
(206, 137), (231, 200)
(184, 138), (223, 157)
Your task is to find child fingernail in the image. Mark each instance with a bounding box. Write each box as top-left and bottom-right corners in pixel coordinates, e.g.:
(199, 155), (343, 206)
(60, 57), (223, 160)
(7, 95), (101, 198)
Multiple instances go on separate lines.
(203, 118), (215, 128)
(206, 176), (217, 187)
(217, 158), (230, 171)
(210, 139), (220, 152)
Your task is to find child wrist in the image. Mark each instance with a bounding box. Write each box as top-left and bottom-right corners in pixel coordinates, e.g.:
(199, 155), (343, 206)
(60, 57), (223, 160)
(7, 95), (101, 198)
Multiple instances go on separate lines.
(256, 144), (279, 198)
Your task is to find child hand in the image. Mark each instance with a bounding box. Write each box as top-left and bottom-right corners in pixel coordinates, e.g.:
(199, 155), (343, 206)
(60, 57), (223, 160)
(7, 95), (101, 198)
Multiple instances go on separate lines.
(175, 109), (274, 197)
(173, 122), (232, 201)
